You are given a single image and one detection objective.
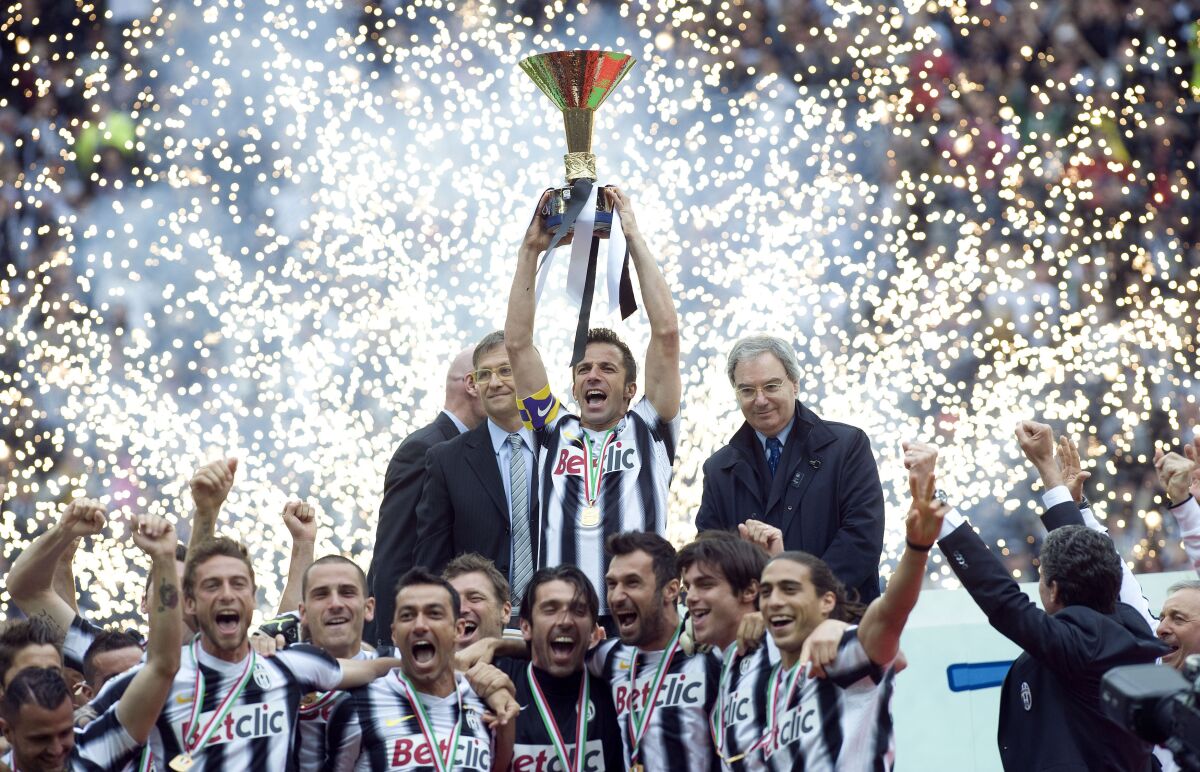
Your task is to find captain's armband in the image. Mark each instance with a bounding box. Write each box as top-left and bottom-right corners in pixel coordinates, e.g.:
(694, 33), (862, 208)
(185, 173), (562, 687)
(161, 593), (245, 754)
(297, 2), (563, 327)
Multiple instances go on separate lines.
(517, 385), (560, 430)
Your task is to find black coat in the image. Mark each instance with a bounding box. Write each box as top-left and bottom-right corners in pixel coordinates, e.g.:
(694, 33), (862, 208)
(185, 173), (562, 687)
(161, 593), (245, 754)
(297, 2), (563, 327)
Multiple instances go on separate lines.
(695, 401), (885, 602)
(414, 421), (538, 585)
(365, 412), (460, 646)
(939, 513), (1169, 772)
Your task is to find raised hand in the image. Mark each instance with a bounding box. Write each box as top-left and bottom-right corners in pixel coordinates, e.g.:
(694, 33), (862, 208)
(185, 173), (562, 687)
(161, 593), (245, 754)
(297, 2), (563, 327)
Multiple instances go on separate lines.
(798, 618), (851, 679)
(1014, 421), (1063, 488)
(189, 458), (237, 515)
(520, 189), (568, 254)
(1184, 436), (1200, 500)
(605, 186), (642, 241)
(1155, 447), (1195, 505)
(1055, 435), (1091, 504)
(738, 519), (783, 556)
(281, 500), (317, 543)
(904, 442), (945, 548)
(60, 498), (107, 539)
(131, 513), (177, 560)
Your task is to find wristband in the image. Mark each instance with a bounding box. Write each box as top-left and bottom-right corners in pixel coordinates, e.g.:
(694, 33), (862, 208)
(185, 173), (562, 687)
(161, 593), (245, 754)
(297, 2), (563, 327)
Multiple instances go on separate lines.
(906, 538), (934, 553)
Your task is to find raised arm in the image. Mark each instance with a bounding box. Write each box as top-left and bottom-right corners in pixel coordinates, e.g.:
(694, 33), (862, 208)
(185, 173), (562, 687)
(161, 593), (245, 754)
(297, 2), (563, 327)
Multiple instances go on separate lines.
(185, 457), (237, 558)
(7, 498), (106, 637)
(1160, 439), (1200, 575)
(607, 188), (680, 421)
(856, 442), (939, 666)
(53, 537), (81, 613)
(506, 191), (556, 408)
(335, 655), (403, 690)
(117, 514), (184, 743)
(277, 500), (317, 615)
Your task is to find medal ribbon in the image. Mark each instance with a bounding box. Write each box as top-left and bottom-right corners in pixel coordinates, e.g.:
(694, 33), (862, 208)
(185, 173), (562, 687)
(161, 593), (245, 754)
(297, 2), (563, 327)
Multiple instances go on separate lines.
(183, 636), (257, 757)
(527, 665), (591, 772)
(299, 690), (339, 715)
(709, 645), (738, 757)
(582, 428), (618, 507)
(626, 620), (684, 764)
(395, 671), (463, 772)
(755, 660), (804, 755)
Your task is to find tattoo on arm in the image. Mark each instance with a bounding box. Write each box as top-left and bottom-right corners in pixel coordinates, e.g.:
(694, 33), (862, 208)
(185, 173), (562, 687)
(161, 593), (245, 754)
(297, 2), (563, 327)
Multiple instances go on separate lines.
(33, 608), (65, 637)
(157, 579), (180, 612)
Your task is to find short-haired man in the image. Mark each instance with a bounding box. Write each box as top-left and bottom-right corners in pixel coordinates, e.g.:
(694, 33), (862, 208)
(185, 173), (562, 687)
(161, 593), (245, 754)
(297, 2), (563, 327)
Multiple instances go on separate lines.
(590, 531), (720, 771)
(498, 566), (624, 771)
(368, 347), (485, 646)
(1, 513), (184, 772)
(326, 569), (518, 771)
(912, 438), (1171, 771)
(0, 620), (63, 691)
(443, 553), (511, 649)
(417, 333), (540, 610)
(696, 334), (885, 602)
(80, 631), (143, 701)
(505, 188), (682, 627)
(90, 537), (402, 770)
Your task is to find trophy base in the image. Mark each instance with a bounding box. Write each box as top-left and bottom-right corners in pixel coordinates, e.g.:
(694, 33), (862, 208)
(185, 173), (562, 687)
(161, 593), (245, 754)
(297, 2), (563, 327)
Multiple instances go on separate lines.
(543, 184), (613, 235)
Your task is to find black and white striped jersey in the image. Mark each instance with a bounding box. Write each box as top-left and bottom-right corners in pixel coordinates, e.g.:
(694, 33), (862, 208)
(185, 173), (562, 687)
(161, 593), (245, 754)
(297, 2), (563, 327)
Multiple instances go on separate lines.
(759, 628), (895, 772)
(713, 637), (779, 771)
(64, 613), (106, 672)
(587, 637), (720, 772)
(91, 641), (342, 772)
(294, 648), (377, 771)
(533, 397), (678, 615)
(325, 669), (494, 772)
(71, 703), (144, 771)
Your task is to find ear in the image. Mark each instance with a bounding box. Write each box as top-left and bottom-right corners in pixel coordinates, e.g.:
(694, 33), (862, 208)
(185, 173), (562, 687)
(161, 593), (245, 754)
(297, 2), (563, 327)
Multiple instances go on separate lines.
(501, 601), (512, 623)
(624, 381), (637, 403)
(1048, 580), (1061, 608)
(390, 620), (401, 648)
(661, 578), (681, 606)
(456, 617), (467, 638)
(818, 591), (837, 618)
(520, 618), (533, 643)
(465, 375), (480, 399)
(184, 594), (197, 618)
(740, 580), (760, 607)
(363, 597), (376, 624)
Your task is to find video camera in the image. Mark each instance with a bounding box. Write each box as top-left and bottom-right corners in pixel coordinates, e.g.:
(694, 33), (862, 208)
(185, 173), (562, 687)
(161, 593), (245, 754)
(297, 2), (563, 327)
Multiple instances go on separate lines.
(1101, 655), (1200, 771)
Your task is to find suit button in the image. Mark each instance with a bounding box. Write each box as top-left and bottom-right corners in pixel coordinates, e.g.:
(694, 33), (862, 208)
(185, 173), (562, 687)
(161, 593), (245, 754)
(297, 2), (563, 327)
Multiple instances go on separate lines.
(787, 506), (793, 511)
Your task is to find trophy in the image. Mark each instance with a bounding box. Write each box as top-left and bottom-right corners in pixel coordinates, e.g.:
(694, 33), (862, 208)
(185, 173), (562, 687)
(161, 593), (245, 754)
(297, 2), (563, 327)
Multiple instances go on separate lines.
(519, 50), (636, 234)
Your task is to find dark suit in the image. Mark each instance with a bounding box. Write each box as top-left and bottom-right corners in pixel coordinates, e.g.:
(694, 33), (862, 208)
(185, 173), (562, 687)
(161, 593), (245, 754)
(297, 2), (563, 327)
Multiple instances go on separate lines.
(365, 411), (460, 646)
(940, 510), (1169, 772)
(414, 421), (538, 584)
(695, 401), (885, 601)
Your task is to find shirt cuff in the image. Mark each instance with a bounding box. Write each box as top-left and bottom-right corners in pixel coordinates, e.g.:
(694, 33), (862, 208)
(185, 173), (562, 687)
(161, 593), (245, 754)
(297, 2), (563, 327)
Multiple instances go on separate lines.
(937, 507), (966, 541)
(1170, 495), (1200, 530)
(1041, 485), (1074, 511)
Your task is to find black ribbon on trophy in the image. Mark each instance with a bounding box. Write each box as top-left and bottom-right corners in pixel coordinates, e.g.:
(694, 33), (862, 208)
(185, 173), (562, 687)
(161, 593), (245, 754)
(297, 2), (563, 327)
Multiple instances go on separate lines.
(520, 50), (639, 366)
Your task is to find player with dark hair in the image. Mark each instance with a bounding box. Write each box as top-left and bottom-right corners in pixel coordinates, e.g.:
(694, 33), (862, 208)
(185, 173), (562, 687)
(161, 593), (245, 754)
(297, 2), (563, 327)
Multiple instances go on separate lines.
(0, 619), (63, 691)
(443, 553), (512, 650)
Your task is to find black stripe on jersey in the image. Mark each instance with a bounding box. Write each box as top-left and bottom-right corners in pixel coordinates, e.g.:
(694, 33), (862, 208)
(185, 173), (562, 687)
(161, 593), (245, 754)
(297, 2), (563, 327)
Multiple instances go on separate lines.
(632, 417), (657, 533)
(196, 660), (228, 769)
(326, 697), (354, 768)
(73, 705), (137, 771)
(815, 678), (844, 765)
(828, 631), (884, 689)
(359, 686), (390, 771)
(871, 674), (896, 772)
(655, 651), (684, 766)
(652, 412), (676, 463)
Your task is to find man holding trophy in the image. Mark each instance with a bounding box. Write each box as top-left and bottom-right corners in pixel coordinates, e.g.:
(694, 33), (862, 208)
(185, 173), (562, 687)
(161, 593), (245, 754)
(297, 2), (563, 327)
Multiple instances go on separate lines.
(504, 51), (682, 632)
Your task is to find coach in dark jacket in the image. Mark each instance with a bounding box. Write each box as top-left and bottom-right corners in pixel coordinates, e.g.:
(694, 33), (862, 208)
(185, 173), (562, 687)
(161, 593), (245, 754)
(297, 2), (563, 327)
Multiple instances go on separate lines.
(365, 348), (482, 646)
(908, 434), (1168, 772)
(696, 335), (884, 601)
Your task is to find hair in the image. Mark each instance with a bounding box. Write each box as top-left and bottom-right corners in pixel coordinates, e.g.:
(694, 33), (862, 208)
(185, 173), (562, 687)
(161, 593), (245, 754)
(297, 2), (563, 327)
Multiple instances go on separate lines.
(579, 328), (637, 385)
(0, 618), (62, 684)
(302, 555), (369, 600)
(518, 565), (600, 627)
(182, 537), (256, 600)
(764, 552), (867, 623)
(678, 531), (769, 598)
(606, 531), (678, 591)
(396, 568), (461, 621)
(442, 553), (510, 605)
(1, 667), (70, 722)
(473, 331), (506, 368)
(1038, 526), (1122, 614)
(725, 334), (802, 385)
(81, 630), (143, 688)
(1168, 579), (1200, 597)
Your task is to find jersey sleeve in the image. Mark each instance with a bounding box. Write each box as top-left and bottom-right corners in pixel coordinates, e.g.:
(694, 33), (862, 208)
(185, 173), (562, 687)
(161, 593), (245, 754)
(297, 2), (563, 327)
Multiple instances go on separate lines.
(63, 613), (106, 672)
(276, 643), (344, 692)
(586, 638), (621, 678)
(73, 702), (143, 770)
(824, 627), (888, 688)
(631, 396), (679, 461)
(517, 385), (563, 431)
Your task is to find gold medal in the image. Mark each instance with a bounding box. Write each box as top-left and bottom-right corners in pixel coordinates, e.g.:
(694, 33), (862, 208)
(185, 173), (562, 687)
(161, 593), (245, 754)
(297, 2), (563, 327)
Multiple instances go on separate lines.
(630, 764), (644, 772)
(170, 754), (195, 771)
(580, 505), (601, 527)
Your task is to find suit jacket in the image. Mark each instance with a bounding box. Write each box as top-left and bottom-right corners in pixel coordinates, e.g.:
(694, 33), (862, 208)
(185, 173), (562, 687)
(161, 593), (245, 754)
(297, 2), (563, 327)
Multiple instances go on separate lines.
(365, 412), (460, 646)
(695, 401), (885, 601)
(414, 421), (538, 584)
(939, 518), (1169, 771)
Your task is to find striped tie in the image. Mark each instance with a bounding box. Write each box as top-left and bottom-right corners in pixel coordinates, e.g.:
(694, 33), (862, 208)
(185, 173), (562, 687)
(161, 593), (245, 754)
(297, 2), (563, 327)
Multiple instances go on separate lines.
(508, 433), (534, 609)
(767, 436), (783, 477)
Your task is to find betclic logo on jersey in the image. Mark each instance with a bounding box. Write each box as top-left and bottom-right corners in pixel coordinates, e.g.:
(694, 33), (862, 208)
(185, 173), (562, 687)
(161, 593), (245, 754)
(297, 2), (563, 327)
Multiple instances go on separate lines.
(553, 442), (639, 477)
(179, 703), (287, 746)
(511, 740), (603, 772)
(390, 734), (491, 770)
(614, 672), (702, 714)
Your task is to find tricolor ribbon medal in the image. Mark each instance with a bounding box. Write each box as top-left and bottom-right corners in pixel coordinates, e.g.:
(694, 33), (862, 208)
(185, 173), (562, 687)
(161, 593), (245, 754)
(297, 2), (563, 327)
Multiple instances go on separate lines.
(755, 659), (805, 758)
(580, 427), (617, 527)
(626, 620), (684, 767)
(171, 636), (257, 771)
(395, 670), (463, 772)
(527, 664), (591, 772)
(709, 645), (743, 763)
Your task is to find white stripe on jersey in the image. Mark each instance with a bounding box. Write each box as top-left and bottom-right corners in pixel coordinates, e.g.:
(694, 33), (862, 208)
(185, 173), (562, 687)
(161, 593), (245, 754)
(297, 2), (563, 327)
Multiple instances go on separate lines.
(295, 648), (378, 771)
(537, 397), (678, 614)
(588, 637), (720, 772)
(72, 703), (142, 771)
(64, 613), (104, 672)
(93, 642), (342, 772)
(761, 628), (895, 772)
(714, 637), (779, 771)
(327, 670), (494, 772)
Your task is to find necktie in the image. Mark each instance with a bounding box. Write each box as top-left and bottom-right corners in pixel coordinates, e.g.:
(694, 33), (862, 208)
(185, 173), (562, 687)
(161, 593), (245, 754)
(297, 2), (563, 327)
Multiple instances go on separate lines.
(767, 437), (783, 478)
(508, 433), (534, 607)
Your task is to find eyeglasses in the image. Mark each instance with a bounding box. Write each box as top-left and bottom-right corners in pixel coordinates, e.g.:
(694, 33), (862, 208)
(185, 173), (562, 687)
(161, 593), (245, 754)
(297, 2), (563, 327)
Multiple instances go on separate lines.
(472, 365), (514, 383)
(735, 380), (787, 402)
